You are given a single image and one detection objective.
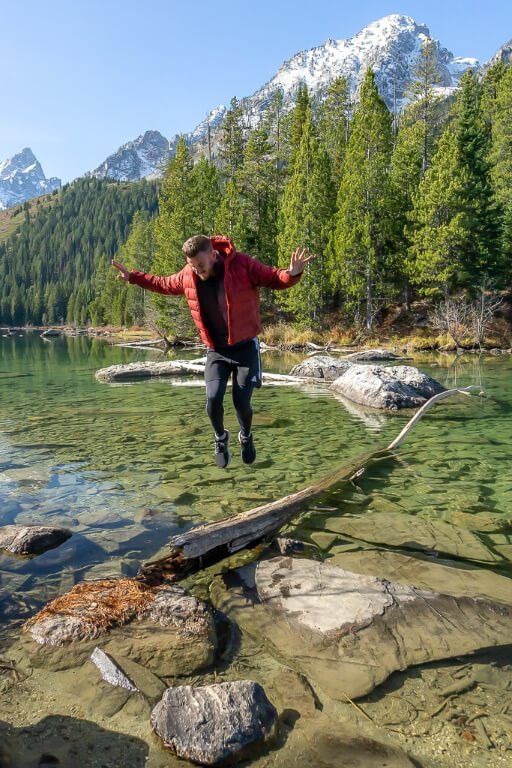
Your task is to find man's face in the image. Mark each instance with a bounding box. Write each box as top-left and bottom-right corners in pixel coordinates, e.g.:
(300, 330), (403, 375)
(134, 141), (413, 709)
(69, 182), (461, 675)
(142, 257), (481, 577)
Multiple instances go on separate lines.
(186, 248), (217, 280)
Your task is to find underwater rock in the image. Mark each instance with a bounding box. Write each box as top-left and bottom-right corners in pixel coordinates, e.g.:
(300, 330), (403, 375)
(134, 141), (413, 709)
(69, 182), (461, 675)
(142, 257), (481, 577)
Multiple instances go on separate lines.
(24, 582), (217, 677)
(302, 725), (415, 767)
(212, 557), (512, 701)
(289, 355), (352, 381)
(90, 646), (138, 692)
(343, 348), (403, 362)
(151, 681), (277, 765)
(320, 512), (501, 563)
(276, 537), (305, 555)
(331, 364), (445, 410)
(0, 524), (72, 556)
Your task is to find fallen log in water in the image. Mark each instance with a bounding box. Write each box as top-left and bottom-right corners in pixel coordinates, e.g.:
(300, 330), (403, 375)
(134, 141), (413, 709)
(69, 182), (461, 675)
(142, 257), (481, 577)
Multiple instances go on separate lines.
(137, 385), (485, 584)
(95, 359), (324, 385)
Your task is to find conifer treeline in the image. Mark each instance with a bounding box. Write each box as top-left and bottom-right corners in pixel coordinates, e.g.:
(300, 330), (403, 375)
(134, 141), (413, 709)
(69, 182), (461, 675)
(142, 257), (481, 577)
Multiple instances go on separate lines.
(0, 178), (158, 325)
(101, 43), (511, 334)
(2, 41), (511, 332)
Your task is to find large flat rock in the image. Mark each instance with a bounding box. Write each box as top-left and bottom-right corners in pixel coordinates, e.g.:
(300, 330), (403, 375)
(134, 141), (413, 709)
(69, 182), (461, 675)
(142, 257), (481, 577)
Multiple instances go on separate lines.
(0, 524), (72, 556)
(151, 681), (277, 765)
(211, 556), (512, 701)
(331, 364), (445, 410)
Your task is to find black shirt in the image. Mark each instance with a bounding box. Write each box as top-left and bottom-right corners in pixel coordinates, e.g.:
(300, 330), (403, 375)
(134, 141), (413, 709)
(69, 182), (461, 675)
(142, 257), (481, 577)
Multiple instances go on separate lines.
(195, 260), (229, 348)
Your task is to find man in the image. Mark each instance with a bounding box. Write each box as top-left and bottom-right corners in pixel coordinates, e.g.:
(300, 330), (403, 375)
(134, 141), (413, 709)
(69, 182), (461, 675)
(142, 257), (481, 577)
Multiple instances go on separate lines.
(112, 234), (313, 468)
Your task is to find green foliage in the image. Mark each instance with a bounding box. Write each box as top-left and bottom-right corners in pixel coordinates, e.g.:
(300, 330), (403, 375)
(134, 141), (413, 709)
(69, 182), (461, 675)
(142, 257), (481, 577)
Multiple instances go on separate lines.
(407, 125), (467, 293)
(329, 68), (394, 329)
(0, 177), (157, 325)
(405, 36), (446, 172)
(277, 101), (336, 325)
(151, 136), (198, 338)
(90, 211), (155, 326)
(408, 71), (502, 294)
(318, 76), (351, 186)
(490, 66), (512, 268)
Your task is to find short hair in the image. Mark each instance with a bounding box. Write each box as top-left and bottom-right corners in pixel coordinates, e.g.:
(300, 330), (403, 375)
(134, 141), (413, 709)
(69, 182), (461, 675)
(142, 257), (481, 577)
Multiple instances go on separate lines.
(182, 235), (212, 258)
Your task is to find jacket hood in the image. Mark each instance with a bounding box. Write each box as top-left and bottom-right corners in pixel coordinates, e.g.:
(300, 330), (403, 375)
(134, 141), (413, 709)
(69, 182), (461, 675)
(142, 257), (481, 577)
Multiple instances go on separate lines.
(210, 235), (236, 261)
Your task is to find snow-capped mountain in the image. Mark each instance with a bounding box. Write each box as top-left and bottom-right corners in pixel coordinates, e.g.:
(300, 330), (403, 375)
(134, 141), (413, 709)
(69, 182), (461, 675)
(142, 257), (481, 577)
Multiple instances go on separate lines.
(241, 14), (477, 123)
(91, 14), (479, 181)
(0, 148), (60, 210)
(88, 130), (176, 182)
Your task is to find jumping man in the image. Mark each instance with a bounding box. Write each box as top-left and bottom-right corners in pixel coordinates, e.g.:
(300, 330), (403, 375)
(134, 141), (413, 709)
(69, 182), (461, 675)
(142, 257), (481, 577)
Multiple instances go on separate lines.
(112, 235), (314, 468)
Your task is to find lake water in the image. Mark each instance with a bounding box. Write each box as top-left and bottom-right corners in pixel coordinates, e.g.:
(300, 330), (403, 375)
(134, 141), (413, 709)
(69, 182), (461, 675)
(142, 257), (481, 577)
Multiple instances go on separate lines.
(0, 332), (511, 767)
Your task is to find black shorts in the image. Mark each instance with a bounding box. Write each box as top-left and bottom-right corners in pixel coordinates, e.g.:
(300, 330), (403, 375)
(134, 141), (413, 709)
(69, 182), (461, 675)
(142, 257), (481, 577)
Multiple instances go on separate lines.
(204, 338), (262, 388)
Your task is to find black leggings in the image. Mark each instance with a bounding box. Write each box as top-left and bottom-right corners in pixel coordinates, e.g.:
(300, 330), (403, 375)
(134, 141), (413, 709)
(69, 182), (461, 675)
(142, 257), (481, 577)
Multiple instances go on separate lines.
(204, 339), (261, 437)
(206, 376), (254, 437)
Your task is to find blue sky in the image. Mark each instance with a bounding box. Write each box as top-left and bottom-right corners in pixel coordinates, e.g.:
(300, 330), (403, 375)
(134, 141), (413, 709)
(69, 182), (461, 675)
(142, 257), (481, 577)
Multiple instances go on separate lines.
(2, 0), (510, 183)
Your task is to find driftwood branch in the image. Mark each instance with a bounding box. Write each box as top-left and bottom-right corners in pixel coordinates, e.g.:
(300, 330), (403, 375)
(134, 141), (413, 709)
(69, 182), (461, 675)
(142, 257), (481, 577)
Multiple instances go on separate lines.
(387, 386), (485, 450)
(138, 386), (486, 585)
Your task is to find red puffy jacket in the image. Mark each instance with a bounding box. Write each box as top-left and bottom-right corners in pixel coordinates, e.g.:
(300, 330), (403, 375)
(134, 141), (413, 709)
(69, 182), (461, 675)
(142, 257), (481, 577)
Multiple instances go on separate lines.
(128, 236), (302, 348)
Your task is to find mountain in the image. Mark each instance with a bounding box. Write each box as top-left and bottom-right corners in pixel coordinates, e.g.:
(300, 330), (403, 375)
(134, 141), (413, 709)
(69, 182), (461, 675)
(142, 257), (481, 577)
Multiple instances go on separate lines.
(0, 148), (60, 210)
(481, 38), (512, 74)
(92, 14), (479, 180)
(88, 130), (175, 182)
(240, 14), (476, 123)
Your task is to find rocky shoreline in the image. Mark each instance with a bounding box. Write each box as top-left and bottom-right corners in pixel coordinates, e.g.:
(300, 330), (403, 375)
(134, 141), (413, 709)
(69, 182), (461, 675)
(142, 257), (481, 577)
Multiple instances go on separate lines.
(2, 325), (512, 354)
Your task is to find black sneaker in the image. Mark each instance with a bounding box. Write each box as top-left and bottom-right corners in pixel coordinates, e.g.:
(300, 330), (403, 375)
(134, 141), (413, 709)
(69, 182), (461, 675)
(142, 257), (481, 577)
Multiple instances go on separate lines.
(238, 431), (256, 465)
(214, 430), (231, 468)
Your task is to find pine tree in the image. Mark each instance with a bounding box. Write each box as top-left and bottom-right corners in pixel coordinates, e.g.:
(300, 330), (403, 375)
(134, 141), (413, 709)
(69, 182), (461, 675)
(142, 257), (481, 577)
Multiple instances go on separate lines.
(267, 88), (286, 199)
(329, 68), (394, 329)
(219, 97), (246, 182)
(277, 104), (335, 325)
(318, 76), (351, 187)
(389, 117), (425, 302)
(490, 66), (512, 270)
(152, 136), (197, 338)
(406, 37), (445, 173)
(190, 157), (221, 234)
(233, 123), (278, 263)
(456, 71), (501, 283)
(281, 82), (311, 168)
(407, 124), (467, 293)
(481, 60), (508, 135)
(408, 71), (502, 294)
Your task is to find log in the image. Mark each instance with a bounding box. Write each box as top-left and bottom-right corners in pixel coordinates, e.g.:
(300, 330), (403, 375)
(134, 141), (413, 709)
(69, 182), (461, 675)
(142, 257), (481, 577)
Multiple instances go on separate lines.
(137, 386), (485, 584)
(95, 359), (324, 385)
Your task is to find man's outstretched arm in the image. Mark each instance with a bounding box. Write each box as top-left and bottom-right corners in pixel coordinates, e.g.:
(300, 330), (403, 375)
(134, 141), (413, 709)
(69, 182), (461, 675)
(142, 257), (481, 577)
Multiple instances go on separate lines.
(245, 247), (315, 290)
(111, 260), (185, 296)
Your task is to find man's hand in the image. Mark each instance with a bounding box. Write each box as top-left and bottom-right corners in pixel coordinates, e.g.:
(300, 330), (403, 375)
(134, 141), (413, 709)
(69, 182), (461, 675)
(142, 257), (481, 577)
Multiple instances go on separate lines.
(287, 247), (316, 276)
(111, 259), (130, 282)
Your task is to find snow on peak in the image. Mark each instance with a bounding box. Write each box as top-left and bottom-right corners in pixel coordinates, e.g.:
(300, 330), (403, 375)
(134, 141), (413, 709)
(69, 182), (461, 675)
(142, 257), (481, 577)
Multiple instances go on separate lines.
(0, 147), (60, 210)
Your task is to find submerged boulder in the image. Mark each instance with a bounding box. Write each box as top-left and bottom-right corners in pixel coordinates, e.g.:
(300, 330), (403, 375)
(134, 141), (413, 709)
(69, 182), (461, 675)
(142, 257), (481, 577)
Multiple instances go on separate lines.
(23, 581), (217, 677)
(0, 524), (72, 556)
(151, 681), (277, 765)
(289, 355), (352, 381)
(211, 556), (512, 701)
(331, 364), (445, 410)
